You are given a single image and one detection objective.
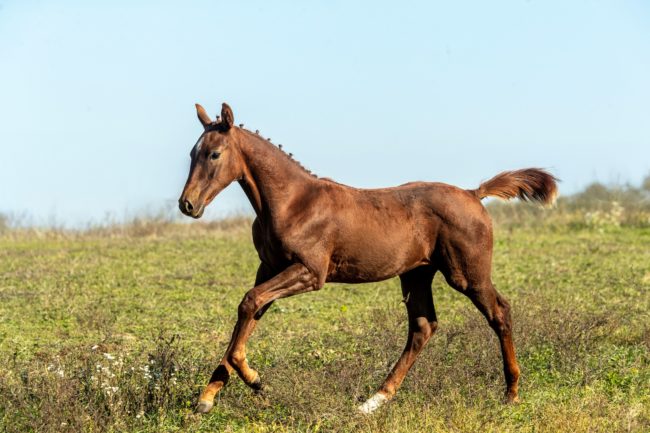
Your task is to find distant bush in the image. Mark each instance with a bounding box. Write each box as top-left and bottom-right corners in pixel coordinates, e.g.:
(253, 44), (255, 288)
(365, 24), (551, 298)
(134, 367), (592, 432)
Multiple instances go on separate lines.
(642, 174), (650, 192)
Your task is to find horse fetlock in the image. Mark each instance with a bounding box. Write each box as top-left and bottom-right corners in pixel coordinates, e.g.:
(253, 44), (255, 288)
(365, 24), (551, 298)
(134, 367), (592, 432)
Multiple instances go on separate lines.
(358, 392), (390, 414)
(505, 393), (520, 404)
(238, 367), (261, 389)
(507, 382), (520, 401)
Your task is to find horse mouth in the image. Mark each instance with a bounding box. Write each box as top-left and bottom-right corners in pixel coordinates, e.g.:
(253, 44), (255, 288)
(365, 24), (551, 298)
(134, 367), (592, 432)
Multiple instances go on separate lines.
(190, 205), (205, 219)
(178, 200), (205, 219)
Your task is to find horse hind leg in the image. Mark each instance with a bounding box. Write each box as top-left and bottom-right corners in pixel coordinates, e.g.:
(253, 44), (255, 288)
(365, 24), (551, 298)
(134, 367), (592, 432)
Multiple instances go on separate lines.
(468, 283), (520, 402)
(443, 264), (520, 403)
(358, 265), (438, 414)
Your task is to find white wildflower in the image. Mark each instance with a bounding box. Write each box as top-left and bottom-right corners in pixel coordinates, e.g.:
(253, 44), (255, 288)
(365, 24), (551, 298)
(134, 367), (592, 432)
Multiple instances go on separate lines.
(103, 385), (119, 396)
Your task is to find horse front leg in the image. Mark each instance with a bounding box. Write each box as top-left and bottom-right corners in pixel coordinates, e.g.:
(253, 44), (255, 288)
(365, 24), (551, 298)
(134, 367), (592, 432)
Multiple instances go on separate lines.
(195, 264), (273, 412)
(196, 263), (318, 413)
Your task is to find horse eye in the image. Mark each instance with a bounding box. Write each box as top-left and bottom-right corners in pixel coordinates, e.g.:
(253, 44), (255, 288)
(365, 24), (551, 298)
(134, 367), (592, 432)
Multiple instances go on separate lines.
(210, 151), (220, 160)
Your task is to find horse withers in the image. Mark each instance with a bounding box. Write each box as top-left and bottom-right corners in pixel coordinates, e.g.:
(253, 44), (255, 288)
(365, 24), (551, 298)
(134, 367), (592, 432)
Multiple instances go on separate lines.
(179, 102), (558, 414)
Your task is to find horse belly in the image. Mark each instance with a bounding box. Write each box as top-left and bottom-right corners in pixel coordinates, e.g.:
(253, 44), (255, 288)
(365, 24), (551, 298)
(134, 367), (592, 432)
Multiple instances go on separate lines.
(327, 236), (431, 283)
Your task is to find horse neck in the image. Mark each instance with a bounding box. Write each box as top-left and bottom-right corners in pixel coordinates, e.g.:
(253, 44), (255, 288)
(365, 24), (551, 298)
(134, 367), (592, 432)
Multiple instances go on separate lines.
(236, 129), (316, 220)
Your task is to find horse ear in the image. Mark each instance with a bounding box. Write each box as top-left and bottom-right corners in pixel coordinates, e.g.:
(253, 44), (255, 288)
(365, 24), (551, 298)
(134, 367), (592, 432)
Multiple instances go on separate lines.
(221, 103), (234, 130)
(195, 103), (212, 129)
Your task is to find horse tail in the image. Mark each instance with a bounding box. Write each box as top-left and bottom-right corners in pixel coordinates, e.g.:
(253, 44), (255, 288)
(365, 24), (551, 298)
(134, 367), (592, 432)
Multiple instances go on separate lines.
(470, 168), (558, 206)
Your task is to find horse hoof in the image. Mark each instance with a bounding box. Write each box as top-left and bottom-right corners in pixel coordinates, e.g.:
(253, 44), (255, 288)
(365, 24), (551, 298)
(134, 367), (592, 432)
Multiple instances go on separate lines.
(250, 375), (264, 392)
(357, 393), (388, 415)
(505, 393), (520, 404)
(195, 400), (214, 414)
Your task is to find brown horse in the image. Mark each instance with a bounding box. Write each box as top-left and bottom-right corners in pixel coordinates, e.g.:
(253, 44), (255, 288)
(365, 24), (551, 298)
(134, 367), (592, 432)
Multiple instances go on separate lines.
(179, 102), (558, 414)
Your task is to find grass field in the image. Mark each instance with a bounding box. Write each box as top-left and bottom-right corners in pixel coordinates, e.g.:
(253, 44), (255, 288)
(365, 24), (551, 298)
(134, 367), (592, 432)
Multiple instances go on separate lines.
(1, 220), (649, 432)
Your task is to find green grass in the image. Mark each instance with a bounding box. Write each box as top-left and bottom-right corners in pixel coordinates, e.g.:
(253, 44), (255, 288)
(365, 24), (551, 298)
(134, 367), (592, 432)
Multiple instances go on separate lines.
(1, 224), (649, 432)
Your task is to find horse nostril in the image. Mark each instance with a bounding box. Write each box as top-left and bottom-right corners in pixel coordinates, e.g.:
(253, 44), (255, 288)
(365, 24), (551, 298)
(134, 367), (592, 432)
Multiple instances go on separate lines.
(184, 200), (194, 213)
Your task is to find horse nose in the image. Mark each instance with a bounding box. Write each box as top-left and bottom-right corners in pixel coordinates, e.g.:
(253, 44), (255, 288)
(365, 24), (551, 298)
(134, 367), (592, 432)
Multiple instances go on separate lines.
(181, 199), (194, 214)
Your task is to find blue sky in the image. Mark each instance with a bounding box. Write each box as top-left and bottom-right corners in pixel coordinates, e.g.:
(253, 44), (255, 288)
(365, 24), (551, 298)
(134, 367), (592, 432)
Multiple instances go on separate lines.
(1, 0), (649, 226)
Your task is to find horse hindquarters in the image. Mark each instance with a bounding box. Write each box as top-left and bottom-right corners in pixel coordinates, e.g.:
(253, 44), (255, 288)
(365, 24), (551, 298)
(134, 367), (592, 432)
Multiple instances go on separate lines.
(435, 221), (520, 402)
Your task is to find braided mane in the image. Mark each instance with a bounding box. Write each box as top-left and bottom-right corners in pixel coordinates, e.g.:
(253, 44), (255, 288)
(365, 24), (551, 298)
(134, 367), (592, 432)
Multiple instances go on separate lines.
(239, 126), (318, 179)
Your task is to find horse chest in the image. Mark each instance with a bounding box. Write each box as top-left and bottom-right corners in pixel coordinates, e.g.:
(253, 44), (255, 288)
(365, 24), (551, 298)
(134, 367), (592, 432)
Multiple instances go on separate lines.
(253, 223), (297, 270)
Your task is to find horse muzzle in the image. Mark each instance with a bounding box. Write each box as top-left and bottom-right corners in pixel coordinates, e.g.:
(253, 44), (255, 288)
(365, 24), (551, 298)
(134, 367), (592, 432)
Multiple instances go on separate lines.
(179, 197), (205, 219)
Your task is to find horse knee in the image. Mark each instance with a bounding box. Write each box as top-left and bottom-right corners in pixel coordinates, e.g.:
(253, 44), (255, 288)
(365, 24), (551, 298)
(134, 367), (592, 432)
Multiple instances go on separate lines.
(238, 292), (258, 318)
(411, 333), (428, 352)
(413, 316), (433, 335)
(411, 317), (436, 351)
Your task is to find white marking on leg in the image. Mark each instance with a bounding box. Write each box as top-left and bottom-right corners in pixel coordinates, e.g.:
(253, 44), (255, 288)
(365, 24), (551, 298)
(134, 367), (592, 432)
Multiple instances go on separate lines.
(358, 392), (388, 414)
